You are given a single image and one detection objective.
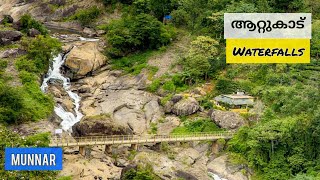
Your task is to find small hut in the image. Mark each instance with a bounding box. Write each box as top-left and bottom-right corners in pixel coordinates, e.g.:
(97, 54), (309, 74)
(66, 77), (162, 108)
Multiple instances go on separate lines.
(214, 91), (254, 110)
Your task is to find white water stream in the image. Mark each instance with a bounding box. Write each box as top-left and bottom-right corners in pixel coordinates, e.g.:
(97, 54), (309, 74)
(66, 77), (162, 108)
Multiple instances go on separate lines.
(208, 172), (228, 180)
(41, 36), (98, 131)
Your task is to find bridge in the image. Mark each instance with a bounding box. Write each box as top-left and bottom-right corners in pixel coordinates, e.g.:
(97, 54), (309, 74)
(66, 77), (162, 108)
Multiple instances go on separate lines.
(49, 131), (234, 155)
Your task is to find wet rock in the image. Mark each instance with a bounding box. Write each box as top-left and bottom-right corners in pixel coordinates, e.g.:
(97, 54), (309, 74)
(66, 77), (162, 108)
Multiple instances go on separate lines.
(28, 28), (41, 37)
(61, 98), (75, 112)
(78, 85), (91, 93)
(64, 41), (107, 79)
(207, 155), (248, 180)
(172, 97), (199, 116)
(48, 78), (64, 86)
(97, 30), (106, 36)
(208, 110), (245, 130)
(83, 27), (96, 37)
(0, 30), (22, 45)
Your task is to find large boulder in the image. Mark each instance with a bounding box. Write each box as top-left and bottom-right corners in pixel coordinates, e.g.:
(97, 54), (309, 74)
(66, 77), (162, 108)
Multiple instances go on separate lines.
(28, 28), (41, 37)
(0, 30), (22, 45)
(64, 41), (107, 79)
(83, 27), (96, 37)
(72, 114), (132, 136)
(172, 97), (200, 116)
(208, 110), (245, 129)
(0, 48), (26, 58)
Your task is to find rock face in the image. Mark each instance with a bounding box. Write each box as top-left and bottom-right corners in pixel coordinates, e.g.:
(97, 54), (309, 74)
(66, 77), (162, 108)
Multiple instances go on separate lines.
(172, 97), (200, 116)
(72, 114), (132, 136)
(83, 27), (96, 37)
(77, 70), (163, 135)
(157, 116), (180, 135)
(0, 15), (14, 24)
(0, 48), (26, 58)
(207, 155), (248, 180)
(133, 147), (211, 180)
(28, 28), (41, 37)
(208, 110), (245, 130)
(0, 30), (22, 45)
(64, 41), (107, 79)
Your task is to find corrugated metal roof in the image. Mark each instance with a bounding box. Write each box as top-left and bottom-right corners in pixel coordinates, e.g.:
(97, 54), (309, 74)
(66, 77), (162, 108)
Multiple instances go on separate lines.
(214, 94), (254, 105)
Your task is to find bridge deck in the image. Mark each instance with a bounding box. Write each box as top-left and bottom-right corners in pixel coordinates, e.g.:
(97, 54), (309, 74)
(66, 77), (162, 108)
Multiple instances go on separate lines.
(49, 132), (234, 147)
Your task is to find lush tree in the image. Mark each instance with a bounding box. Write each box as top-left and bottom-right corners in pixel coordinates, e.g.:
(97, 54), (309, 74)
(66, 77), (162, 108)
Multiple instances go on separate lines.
(106, 13), (175, 57)
(69, 6), (101, 26)
(182, 36), (220, 82)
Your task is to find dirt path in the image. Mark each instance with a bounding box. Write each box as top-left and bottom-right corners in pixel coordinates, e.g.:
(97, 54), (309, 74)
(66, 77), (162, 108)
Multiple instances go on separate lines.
(148, 34), (191, 78)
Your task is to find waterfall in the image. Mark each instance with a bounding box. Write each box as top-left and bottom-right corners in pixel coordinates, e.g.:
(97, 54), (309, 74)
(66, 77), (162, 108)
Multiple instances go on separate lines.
(41, 36), (99, 131)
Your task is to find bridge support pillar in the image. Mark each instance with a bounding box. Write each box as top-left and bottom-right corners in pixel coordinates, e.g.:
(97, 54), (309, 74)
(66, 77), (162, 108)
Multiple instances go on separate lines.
(79, 146), (91, 158)
(105, 145), (112, 154)
(211, 139), (226, 155)
(130, 144), (138, 151)
(79, 146), (85, 156)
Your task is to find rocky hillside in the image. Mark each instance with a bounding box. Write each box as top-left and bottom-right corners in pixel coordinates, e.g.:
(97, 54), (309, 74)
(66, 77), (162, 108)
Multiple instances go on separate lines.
(1, 0), (319, 180)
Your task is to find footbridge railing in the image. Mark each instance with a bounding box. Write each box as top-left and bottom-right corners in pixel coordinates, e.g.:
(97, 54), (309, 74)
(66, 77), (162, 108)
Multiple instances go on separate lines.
(49, 131), (235, 147)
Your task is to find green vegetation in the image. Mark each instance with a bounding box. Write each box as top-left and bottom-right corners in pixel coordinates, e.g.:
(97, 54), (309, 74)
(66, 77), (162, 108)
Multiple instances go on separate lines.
(123, 164), (161, 180)
(172, 118), (221, 134)
(111, 50), (156, 74)
(19, 14), (48, 35)
(69, 6), (101, 26)
(17, 35), (61, 74)
(0, 126), (57, 179)
(0, 21), (59, 125)
(105, 13), (176, 57)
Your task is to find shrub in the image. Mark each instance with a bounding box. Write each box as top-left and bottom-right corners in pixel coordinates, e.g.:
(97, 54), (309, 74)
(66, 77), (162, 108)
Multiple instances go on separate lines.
(0, 60), (7, 71)
(172, 119), (221, 134)
(148, 79), (161, 92)
(18, 35), (61, 74)
(171, 9), (191, 27)
(0, 83), (24, 124)
(123, 164), (160, 180)
(19, 14), (48, 35)
(25, 132), (51, 147)
(70, 6), (101, 26)
(162, 80), (176, 92)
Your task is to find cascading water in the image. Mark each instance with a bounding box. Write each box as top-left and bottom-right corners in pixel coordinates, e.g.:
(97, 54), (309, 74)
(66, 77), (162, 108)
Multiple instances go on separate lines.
(41, 36), (99, 131)
(208, 172), (228, 180)
(41, 50), (83, 131)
